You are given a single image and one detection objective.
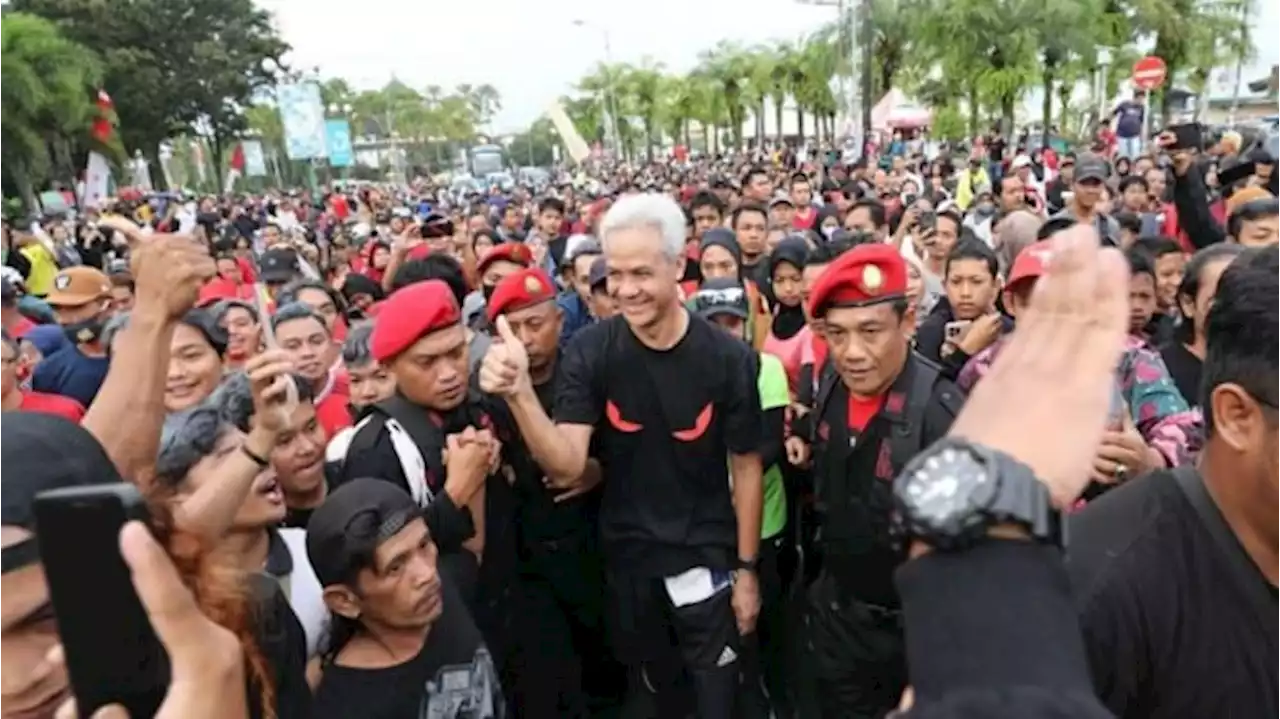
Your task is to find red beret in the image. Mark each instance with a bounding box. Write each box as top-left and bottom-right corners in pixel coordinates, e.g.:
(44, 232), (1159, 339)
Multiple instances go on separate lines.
(476, 243), (533, 276)
(197, 278), (239, 308)
(370, 279), (461, 362)
(486, 268), (556, 323)
(807, 243), (908, 318)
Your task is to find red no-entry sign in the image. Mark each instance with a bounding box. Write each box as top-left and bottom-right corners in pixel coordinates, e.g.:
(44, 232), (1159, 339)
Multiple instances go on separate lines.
(1132, 56), (1168, 90)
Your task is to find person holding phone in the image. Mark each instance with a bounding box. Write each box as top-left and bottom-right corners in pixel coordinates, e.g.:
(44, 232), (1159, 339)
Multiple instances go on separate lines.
(914, 238), (1010, 379)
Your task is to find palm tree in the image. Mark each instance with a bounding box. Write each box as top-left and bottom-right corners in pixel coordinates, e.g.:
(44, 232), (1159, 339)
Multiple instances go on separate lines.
(1, 12), (102, 210)
(472, 84), (502, 128)
(699, 41), (754, 150)
(625, 61), (666, 160)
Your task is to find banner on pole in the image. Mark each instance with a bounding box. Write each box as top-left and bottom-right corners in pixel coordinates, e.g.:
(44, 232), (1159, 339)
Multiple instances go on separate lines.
(277, 83), (328, 160)
(241, 140), (268, 176)
(324, 119), (354, 167)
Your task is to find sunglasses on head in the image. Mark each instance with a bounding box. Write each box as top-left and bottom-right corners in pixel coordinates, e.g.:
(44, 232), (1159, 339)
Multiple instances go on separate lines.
(1, 537), (40, 574)
(694, 286), (746, 311)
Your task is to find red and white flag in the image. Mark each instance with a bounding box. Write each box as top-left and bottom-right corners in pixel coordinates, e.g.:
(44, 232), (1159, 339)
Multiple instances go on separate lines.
(224, 143), (246, 191)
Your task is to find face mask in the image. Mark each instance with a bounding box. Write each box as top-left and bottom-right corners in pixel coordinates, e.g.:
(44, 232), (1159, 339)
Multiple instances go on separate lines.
(63, 315), (105, 345)
(821, 225), (838, 240)
(974, 204), (996, 218)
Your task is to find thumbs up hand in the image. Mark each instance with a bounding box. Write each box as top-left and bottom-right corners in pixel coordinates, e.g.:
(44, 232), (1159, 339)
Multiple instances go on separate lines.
(478, 315), (531, 398)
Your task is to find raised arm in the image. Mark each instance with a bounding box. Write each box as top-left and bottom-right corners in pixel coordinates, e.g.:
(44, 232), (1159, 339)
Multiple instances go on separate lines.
(481, 316), (593, 485)
(82, 219), (214, 484)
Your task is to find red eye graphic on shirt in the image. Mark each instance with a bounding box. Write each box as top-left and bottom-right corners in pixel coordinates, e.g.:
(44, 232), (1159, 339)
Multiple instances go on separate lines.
(671, 403), (714, 442)
(605, 400), (643, 433)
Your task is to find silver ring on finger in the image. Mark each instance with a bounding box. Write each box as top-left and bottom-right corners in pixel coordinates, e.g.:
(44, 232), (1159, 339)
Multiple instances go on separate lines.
(1113, 464), (1128, 482)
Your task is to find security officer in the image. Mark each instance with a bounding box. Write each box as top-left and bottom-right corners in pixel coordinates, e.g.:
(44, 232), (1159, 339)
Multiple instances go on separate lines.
(484, 268), (625, 717)
(800, 243), (965, 718)
(335, 279), (523, 712)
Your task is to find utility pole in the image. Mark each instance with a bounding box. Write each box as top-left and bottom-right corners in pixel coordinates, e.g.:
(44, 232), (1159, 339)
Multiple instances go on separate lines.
(1227, 0), (1249, 126)
(797, 0), (864, 156)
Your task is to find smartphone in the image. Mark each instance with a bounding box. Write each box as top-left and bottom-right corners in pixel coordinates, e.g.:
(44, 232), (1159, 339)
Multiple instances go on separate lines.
(917, 211), (937, 232)
(944, 320), (971, 342)
(34, 484), (166, 717)
(1167, 123), (1204, 151)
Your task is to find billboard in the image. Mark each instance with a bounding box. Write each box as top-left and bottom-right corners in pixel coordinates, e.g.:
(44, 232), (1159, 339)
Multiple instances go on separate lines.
(324, 119), (354, 167)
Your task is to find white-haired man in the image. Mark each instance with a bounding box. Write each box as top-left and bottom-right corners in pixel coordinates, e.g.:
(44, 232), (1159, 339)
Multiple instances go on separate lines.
(480, 193), (765, 718)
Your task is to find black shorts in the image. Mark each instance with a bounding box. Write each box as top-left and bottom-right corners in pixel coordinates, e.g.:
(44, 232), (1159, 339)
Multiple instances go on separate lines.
(605, 569), (740, 672)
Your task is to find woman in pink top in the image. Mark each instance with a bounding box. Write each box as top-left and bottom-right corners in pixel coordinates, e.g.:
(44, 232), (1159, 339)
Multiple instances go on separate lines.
(760, 236), (810, 394)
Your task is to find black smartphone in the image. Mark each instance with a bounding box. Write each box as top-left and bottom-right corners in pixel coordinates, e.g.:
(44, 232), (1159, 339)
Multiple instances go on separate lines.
(34, 484), (167, 718)
(1167, 123), (1204, 151)
(917, 210), (937, 231)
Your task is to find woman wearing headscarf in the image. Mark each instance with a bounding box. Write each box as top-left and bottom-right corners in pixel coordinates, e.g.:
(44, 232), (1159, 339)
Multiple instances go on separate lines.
(761, 237), (810, 391)
(681, 228), (773, 350)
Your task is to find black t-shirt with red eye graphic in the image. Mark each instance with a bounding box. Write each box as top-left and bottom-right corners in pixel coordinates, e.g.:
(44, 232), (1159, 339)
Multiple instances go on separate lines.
(556, 311), (761, 577)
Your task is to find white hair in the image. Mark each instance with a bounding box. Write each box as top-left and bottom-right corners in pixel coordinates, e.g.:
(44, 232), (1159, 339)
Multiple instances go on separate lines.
(598, 192), (686, 261)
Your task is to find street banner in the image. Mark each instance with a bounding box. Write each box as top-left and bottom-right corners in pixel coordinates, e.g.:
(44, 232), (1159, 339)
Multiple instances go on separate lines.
(241, 140), (268, 176)
(277, 83), (328, 160)
(79, 151), (113, 208)
(325, 119), (354, 167)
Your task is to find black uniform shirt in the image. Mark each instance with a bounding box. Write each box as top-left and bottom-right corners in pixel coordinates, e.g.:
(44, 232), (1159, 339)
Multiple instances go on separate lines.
(812, 352), (963, 607)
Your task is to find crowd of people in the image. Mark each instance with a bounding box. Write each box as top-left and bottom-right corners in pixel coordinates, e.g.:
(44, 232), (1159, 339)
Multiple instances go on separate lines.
(0, 126), (1276, 719)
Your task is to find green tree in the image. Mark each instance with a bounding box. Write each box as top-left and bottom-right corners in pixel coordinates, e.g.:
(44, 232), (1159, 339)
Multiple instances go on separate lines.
(1, 12), (102, 209)
(176, 0), (287, 190)
(509, 119), (558, 167)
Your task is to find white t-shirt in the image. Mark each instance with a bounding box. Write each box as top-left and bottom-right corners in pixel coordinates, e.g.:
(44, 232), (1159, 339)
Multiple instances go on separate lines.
(277, 528), (328, 658)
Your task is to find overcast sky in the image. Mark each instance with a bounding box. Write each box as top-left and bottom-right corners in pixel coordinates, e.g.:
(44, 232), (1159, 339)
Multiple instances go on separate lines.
(261, 0), (1279, 133)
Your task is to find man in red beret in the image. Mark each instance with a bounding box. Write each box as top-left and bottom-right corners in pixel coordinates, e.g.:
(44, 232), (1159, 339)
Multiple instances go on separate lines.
(801, 242), (966, 718)
(484, 267), (623, 713)
(333, 278), (525, 710)
(478, 193), (765, 718)
(464, 242), (533, 329)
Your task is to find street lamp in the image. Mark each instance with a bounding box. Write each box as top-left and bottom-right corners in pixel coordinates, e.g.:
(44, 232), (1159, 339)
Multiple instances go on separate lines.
(572, 18), (623, 160)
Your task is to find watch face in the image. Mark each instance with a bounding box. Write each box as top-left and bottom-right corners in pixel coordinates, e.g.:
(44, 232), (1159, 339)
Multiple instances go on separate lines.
(903, 444), (995, 533)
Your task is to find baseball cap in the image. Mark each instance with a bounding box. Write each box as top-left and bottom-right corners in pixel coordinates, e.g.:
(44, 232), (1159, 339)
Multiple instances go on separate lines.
(769, 193), (795, 208)
(562, 236), (602, 268)
(259, 248), (300, 284)
(1073, 153), (1110, 183)
(1006, 240), (1055, 290)
(588, 256), (608, 291)
(46, 266), (111, 308)
(2, 414), (124, 572)
(1010, 154), (1032, 171)
(692, 277), (749, 321)
(306, 478), (424, 588)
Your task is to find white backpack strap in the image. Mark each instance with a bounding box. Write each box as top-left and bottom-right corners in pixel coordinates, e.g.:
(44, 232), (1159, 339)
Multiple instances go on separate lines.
(385, 418), (433, 507)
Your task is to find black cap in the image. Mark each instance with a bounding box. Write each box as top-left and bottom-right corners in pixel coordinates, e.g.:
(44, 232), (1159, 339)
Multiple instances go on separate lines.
(259, 248), (300, 284)
(1, 278), (16, 304)
(2, 414), (123, 531)
(588, 256), (608, 290)
(1074, 152), (1110, 183)
(692, 277), (749, 320)
(306, 478), (423, 588)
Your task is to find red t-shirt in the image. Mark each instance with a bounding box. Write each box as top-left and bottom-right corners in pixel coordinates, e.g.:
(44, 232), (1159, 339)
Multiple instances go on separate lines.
(314, 370), (352, 439)
(792, 207), (817, 230)
(9, 316), (36, 339)
(846, 392), (885, 432)
(19, 391), (86, 422)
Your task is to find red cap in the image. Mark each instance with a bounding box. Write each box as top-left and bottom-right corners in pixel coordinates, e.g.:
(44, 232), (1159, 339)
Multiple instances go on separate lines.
(807, 243), (908, 318)
(196, 278), (239, 308)
(1006, 240), (1054, 291)
(370, 280), (461, 362)
(486, 268), (556, 323)
(406, 244), (434, 261)
(476, 242), (533, 276)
